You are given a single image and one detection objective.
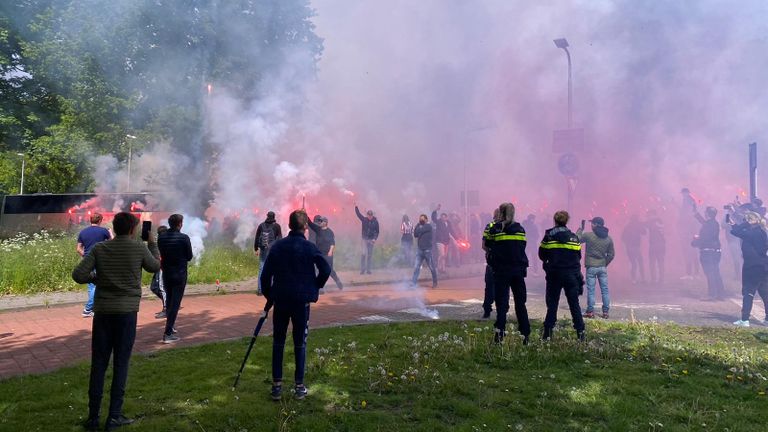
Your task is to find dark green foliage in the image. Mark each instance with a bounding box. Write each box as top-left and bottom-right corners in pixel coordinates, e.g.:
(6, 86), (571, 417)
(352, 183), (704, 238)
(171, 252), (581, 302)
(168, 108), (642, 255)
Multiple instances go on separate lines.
(0, 0), (322, 195)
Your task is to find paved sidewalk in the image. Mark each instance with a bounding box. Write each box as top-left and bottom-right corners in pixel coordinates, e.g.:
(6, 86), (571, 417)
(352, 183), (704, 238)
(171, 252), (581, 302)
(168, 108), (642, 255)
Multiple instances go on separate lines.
(0, 264), (486, 311)
(0, 268), (759, 380)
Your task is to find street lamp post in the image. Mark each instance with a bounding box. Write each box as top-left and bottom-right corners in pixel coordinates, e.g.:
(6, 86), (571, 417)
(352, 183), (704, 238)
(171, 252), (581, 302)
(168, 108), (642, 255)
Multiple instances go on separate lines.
(16, 153), (25, 195)
(125, 134), (137, 192)
(554, 38), (574, 210)
(553, 38), (572, 127)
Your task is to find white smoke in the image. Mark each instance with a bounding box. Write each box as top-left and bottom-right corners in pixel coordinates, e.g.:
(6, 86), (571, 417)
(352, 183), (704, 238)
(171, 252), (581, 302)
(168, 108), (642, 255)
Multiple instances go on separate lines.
(183, 216), (209, 265)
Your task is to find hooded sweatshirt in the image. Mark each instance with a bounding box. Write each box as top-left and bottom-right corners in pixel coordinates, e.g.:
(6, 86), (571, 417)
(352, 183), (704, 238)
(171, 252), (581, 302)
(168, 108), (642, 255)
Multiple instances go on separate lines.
(577, 225), (615, 268)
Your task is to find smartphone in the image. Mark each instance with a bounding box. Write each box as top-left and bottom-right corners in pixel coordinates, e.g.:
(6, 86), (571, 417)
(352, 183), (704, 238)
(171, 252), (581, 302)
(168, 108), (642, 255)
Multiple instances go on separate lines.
(141, 220), (152, 241)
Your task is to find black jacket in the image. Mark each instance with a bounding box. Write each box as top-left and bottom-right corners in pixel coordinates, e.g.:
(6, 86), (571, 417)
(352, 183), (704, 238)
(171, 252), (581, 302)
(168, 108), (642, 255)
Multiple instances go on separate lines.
(157, 228), (193, 279)
(260, 231), (331, 305)
(730, 223), (768, 270)
(431, 210), (451, 245)
(486, 222), (528, 275)
(254, 218), (282, 252)
(538, 226), (582, 272)
(413, 222), (434, 251)
(309, 225), (335, 255)
(693, 218), (721, 250)
(354, 207), (380, 240)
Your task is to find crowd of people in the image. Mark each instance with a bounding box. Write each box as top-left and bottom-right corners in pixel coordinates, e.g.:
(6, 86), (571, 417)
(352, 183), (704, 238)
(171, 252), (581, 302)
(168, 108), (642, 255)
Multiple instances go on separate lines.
(69, 190), (768, 427)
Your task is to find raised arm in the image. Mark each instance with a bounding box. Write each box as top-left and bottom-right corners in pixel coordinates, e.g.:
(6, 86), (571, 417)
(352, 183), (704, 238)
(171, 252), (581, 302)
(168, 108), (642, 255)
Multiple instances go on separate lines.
(354, 206), (365, 222)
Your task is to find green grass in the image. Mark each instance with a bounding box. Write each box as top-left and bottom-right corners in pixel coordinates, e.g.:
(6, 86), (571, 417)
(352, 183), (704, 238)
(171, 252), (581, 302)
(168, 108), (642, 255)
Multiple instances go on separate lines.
(1, 320), (767, 431)
(0, 232), (260, 295)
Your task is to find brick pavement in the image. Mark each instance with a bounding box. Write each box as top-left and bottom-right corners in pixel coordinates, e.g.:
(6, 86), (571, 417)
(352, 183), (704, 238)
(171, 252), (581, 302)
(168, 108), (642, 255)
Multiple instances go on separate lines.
(0, 272), (759, 380)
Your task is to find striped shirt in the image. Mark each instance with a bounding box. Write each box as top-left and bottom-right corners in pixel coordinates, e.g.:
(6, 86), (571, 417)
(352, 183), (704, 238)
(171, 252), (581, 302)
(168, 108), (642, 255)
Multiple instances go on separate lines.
(72, 236), (161, 313)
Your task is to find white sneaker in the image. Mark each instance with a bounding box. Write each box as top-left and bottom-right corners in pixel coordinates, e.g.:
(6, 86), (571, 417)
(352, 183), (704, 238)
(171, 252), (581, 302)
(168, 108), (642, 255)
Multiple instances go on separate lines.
(733, 320), (750, 327)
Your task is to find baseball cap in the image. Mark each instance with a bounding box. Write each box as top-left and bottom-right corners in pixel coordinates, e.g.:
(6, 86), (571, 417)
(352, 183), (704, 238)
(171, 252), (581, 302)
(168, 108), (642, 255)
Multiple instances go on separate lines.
(590, 216), (605, 226)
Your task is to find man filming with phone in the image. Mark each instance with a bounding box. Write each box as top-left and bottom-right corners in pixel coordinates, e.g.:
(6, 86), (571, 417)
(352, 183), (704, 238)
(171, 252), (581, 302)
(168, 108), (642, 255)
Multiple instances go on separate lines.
(72, 212), (160, 430)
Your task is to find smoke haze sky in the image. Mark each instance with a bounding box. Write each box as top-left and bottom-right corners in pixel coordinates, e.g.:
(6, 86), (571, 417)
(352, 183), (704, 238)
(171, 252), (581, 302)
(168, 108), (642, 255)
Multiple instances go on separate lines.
(68, 0), (768, 259)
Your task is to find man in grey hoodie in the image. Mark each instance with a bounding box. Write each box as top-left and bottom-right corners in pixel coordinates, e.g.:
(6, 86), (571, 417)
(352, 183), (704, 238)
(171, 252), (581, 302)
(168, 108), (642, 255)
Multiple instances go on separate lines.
(577, 216), (615, 319)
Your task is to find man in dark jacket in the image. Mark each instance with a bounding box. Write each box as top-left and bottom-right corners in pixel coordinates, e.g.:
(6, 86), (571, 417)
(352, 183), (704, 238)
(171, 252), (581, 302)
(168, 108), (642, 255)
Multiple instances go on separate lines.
(431, 204), (452, 274)
(577, 216), (616, 319)
(255, 211), (283, 295)
(261, 210), (331, 401)
(646, 209), (666, 285)
(158, 214), (193, 344)
(622, 214), (646, 284)
(693, 206), (725, 300)
(486, 203), (530, 344)
(308, 215), (343, 290)
(730, 212), (768, 327)
(521, 214), (540, 276)
(539, 210), (585, 341)
(72, 212), (160, 431)
(481, 209), (501, 319)
(411, 214), (438, 288)
(354, 204), (379, 274)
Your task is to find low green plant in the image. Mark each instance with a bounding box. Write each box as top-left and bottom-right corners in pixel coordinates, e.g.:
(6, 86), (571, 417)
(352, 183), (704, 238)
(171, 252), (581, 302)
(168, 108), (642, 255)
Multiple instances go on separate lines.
(0, 233), (260, 295)
(1, 320), (766, 431)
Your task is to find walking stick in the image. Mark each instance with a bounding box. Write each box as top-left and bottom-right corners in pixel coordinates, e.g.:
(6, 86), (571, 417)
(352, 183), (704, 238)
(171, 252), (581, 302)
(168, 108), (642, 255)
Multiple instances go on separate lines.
(232, 300), (273, 390)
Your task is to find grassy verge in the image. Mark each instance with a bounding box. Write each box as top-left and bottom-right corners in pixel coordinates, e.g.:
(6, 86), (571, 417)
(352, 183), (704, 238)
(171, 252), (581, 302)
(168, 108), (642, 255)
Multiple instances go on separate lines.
(0, 232), (260, 295)
(1, 320), (767, 431)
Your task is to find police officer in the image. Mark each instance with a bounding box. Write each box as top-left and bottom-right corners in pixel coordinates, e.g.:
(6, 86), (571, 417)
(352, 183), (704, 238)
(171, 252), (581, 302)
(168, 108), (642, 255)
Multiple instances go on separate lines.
(539, 210), (585, 341)
(481, 208), (501, 319)
(485, 203), (530, 344)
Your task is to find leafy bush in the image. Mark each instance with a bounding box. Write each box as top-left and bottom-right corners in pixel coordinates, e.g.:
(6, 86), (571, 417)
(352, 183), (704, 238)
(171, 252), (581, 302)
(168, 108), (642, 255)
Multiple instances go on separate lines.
(0, 232), (260, 295)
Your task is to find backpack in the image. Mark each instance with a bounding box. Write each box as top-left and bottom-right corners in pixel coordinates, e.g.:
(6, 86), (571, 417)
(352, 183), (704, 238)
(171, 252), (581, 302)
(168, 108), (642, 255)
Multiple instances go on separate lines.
(258, 223), (277, 251)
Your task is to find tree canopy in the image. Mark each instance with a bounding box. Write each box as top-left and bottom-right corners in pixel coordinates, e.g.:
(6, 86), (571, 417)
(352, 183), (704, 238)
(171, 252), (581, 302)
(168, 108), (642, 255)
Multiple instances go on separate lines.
(0, 0), (322, 196)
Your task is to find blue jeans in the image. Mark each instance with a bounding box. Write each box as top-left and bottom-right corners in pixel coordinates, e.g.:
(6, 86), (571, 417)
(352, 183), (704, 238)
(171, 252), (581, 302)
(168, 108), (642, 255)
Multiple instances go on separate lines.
(412, 249), (437, 285)
(585, 266), (609, 313)
(84, 282), (96, 312)
(257, 256), (266, 293)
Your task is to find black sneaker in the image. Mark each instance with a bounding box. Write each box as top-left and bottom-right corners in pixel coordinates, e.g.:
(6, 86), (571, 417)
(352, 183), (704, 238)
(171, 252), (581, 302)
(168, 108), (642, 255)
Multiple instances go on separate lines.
(270, 384), (282, 401)
(83, 416), (99, 431)
(162, 334), (180, 344)
(294, 384), (308, 400)
(365, 270), (372, 275)
(481, 310), (491, 319)
(577, 331), (586, 342)
(105, 415), (134, 431)
(522, 335), (530, 346)
(542, 327), (553, 340)
(493, 329), (505, 344)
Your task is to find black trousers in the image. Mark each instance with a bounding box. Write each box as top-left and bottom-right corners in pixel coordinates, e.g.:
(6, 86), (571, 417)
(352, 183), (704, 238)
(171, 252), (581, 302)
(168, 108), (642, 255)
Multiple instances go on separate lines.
(482, 265), (494, 314)
(741, 266), (768, 321)
(649, 249), (665, 284)
(272, 302), (310, 384)
(700, 250), (725, 299)
(89, 312), (137, 419)
(493, 271), (530, 337)
(543, 271), (585, 333)
(323, 255), (343, 288)
(163, 273), (187, 336)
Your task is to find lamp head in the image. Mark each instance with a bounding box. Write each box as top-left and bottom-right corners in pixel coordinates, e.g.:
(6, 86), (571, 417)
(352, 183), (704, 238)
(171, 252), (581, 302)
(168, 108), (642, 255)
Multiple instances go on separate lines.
(553, 38), (569, 49)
